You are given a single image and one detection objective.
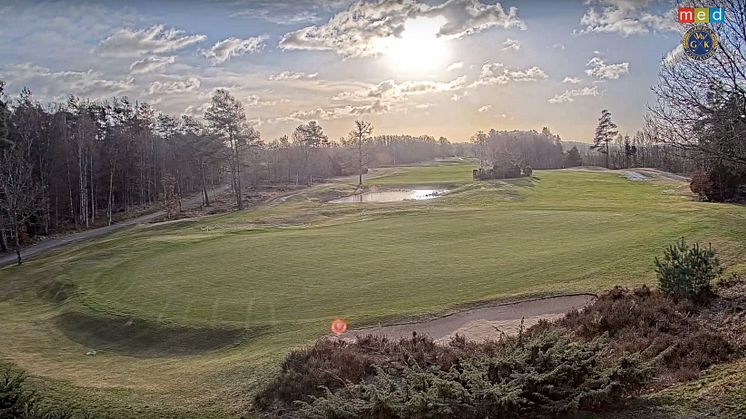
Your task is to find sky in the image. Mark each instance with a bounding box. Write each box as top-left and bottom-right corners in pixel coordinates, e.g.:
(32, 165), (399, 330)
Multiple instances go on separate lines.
(0, 0), (684, 143)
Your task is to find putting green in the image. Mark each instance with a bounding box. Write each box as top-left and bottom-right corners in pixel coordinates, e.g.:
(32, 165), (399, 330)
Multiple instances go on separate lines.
(65, 167), (746, 329)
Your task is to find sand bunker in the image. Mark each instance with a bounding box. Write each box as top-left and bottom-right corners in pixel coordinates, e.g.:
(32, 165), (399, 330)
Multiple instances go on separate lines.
(343, 294), (595, 343)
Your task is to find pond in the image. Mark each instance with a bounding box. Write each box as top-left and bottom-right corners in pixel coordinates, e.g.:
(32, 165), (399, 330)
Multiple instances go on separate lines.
(330, 189), (449, 203)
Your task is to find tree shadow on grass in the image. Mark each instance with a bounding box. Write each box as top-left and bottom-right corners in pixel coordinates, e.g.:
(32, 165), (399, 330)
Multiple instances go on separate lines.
(54, 311), (269, 357)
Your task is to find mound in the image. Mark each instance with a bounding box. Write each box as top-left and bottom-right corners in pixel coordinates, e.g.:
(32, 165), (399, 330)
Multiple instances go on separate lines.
(54, 311), (261, 357)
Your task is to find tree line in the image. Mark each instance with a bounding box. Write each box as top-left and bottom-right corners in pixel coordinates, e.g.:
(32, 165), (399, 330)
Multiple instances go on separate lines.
(584, 0), (745, 200)
(0, 84), (453, 263)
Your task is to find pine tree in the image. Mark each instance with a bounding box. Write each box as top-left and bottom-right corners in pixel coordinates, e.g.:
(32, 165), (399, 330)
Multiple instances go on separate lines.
(205, 89), (260, 210)
(591, 109), (618, 168)
(564, 146), (582, 167)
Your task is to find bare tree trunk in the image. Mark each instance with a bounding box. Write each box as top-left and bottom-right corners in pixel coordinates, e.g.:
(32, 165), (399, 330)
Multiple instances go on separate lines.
(358, 138), (363, 186)
(90, 151), (95, 223)
(66, 162), (75, 224)
(0, 216), (8, 253)
(605, 140), (610, 169)
(108, 163), (115, 225)
(13, 217), (21, 265)
(234, 145), (243, 210)
(201, 162), (210, 207)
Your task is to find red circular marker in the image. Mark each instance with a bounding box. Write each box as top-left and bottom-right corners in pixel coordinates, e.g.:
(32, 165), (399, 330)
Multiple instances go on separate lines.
(330, 318), (348, 335)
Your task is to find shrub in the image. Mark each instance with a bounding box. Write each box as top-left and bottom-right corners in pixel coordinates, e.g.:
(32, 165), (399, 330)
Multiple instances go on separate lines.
(655, 238), (723, 301)
(690, 166), (746, 202)
(0, 365), (90, 419)
(256, 332), (651, 418)
(690, 170), (716, 201)
(557, 286), (734, 385)
(522, 165), (533, 177)
(564, 146), (582, 167)
(0, 368), (34, 418)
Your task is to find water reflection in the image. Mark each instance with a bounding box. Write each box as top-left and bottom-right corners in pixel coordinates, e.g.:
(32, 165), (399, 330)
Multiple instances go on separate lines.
(331, 189), (449, 203)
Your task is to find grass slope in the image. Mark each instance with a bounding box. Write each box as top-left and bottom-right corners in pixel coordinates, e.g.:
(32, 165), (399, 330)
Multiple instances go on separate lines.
(1, 163), (745, 417)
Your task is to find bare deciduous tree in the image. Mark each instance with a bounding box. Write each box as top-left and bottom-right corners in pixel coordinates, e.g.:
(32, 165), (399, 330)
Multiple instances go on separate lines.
(292, 121), (328, 185)
(649, 0), (746, 167)
(348, 120), (373, 186)
(0, 141), (40, 264)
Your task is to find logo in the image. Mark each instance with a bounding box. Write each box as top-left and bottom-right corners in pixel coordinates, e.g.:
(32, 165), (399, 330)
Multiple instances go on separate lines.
(330, 318), (348, 335)
(682, 25), (719, 61)
(678, 7), (725, 23)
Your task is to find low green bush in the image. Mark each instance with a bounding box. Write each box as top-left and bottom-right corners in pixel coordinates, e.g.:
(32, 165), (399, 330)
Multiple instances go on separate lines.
(655, 238), (723, 301)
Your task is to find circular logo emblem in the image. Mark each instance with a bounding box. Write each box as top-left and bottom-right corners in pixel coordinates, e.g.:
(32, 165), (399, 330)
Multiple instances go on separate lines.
(682, 25), (719, 61)
(330, 318), (348, 335)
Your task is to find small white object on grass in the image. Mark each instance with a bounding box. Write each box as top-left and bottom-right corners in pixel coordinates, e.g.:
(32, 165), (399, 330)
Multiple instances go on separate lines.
(85, 350), (97, 356)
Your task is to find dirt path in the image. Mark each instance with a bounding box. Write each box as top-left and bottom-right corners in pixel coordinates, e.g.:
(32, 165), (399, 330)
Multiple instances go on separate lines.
(343, 294), (596, 343)
(0, 184), (229, 268)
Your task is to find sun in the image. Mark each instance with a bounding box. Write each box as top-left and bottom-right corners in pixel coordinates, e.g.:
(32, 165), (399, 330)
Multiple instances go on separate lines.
(378, 17), (450, 75)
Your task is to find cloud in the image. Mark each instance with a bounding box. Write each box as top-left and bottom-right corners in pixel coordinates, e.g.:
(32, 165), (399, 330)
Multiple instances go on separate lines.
(229, 0), (350, 25)
(550, 43), (565, 50)
(129, 56), (175, 74)
(424, 0), (526, 38)
(585, 56), (629, 79)
(246, 94), (277, 107)
(335, 77), (467, 102)
(231, 9), (321, 25)
(548, 85), (600, 104)
(184, 102), (211, 118)
(664, 44), (685, 65)
(471, 63), (547, 86)
(279, 100), (392, 122)
(268, 71), (319, 80)
(501, 38), (520, 51)
(562, 76), (581, 84)
(279, 0), (525, 58)
(200, 36), (266, 64)
(478, 104), (491, 113)
(2, 62), (134, 100)
(446, 61), (464, 71)
(451, 91), (468, 101)
(148, 77), (201, 95)
(579, 0), (678, 37)
(98, 24), (206, 57)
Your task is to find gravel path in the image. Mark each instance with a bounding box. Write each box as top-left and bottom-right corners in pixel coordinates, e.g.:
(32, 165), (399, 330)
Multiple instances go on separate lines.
(343, 294), (596, 343)
(0, 185), (229, 268)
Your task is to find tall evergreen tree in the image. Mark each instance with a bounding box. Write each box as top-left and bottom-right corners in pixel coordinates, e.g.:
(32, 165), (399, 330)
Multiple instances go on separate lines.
(205, 89), (259, 210)
(591, 109), (618, 169)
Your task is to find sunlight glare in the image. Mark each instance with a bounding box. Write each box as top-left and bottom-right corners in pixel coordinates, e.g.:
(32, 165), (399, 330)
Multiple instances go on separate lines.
(379, 17), (450, 75)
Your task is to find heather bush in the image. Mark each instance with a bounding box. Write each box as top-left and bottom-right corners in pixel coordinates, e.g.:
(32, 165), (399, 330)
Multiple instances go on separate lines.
(256, 332), (650, 418)
(655, 238), (723, 301)
(0, 366), (90, 419)
(557, 286), (734, 383)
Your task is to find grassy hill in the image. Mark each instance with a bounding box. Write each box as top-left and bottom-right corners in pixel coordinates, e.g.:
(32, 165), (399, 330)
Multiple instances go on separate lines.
(1, 163), (745, 417)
